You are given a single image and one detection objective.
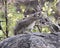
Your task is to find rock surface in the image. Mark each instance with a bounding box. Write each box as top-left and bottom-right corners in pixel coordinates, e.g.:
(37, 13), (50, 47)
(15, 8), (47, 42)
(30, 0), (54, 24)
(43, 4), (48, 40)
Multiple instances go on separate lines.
(0, 32), (60, 48)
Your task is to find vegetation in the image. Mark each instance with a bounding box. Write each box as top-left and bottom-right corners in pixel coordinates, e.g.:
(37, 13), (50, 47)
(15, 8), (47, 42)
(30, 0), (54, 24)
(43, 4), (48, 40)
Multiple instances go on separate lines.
(0, 0), (60, 41)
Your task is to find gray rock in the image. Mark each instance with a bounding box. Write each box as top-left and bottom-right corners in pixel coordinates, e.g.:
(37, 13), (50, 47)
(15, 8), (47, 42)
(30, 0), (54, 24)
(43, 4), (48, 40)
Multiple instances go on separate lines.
(0, 32), (60, 48)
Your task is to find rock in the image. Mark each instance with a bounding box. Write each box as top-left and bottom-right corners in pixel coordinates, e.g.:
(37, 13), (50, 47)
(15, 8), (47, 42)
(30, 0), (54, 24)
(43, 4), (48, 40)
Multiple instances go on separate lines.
(0, 32), (60, 48)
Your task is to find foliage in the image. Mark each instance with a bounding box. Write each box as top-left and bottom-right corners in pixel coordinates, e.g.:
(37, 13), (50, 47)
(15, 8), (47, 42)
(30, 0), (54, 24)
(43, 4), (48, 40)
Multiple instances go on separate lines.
(0, 0), (59, 40)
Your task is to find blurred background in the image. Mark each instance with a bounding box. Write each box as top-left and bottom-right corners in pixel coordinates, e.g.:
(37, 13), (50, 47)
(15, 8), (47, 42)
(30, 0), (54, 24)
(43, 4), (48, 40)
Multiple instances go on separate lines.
(0, 0), (60, 41)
